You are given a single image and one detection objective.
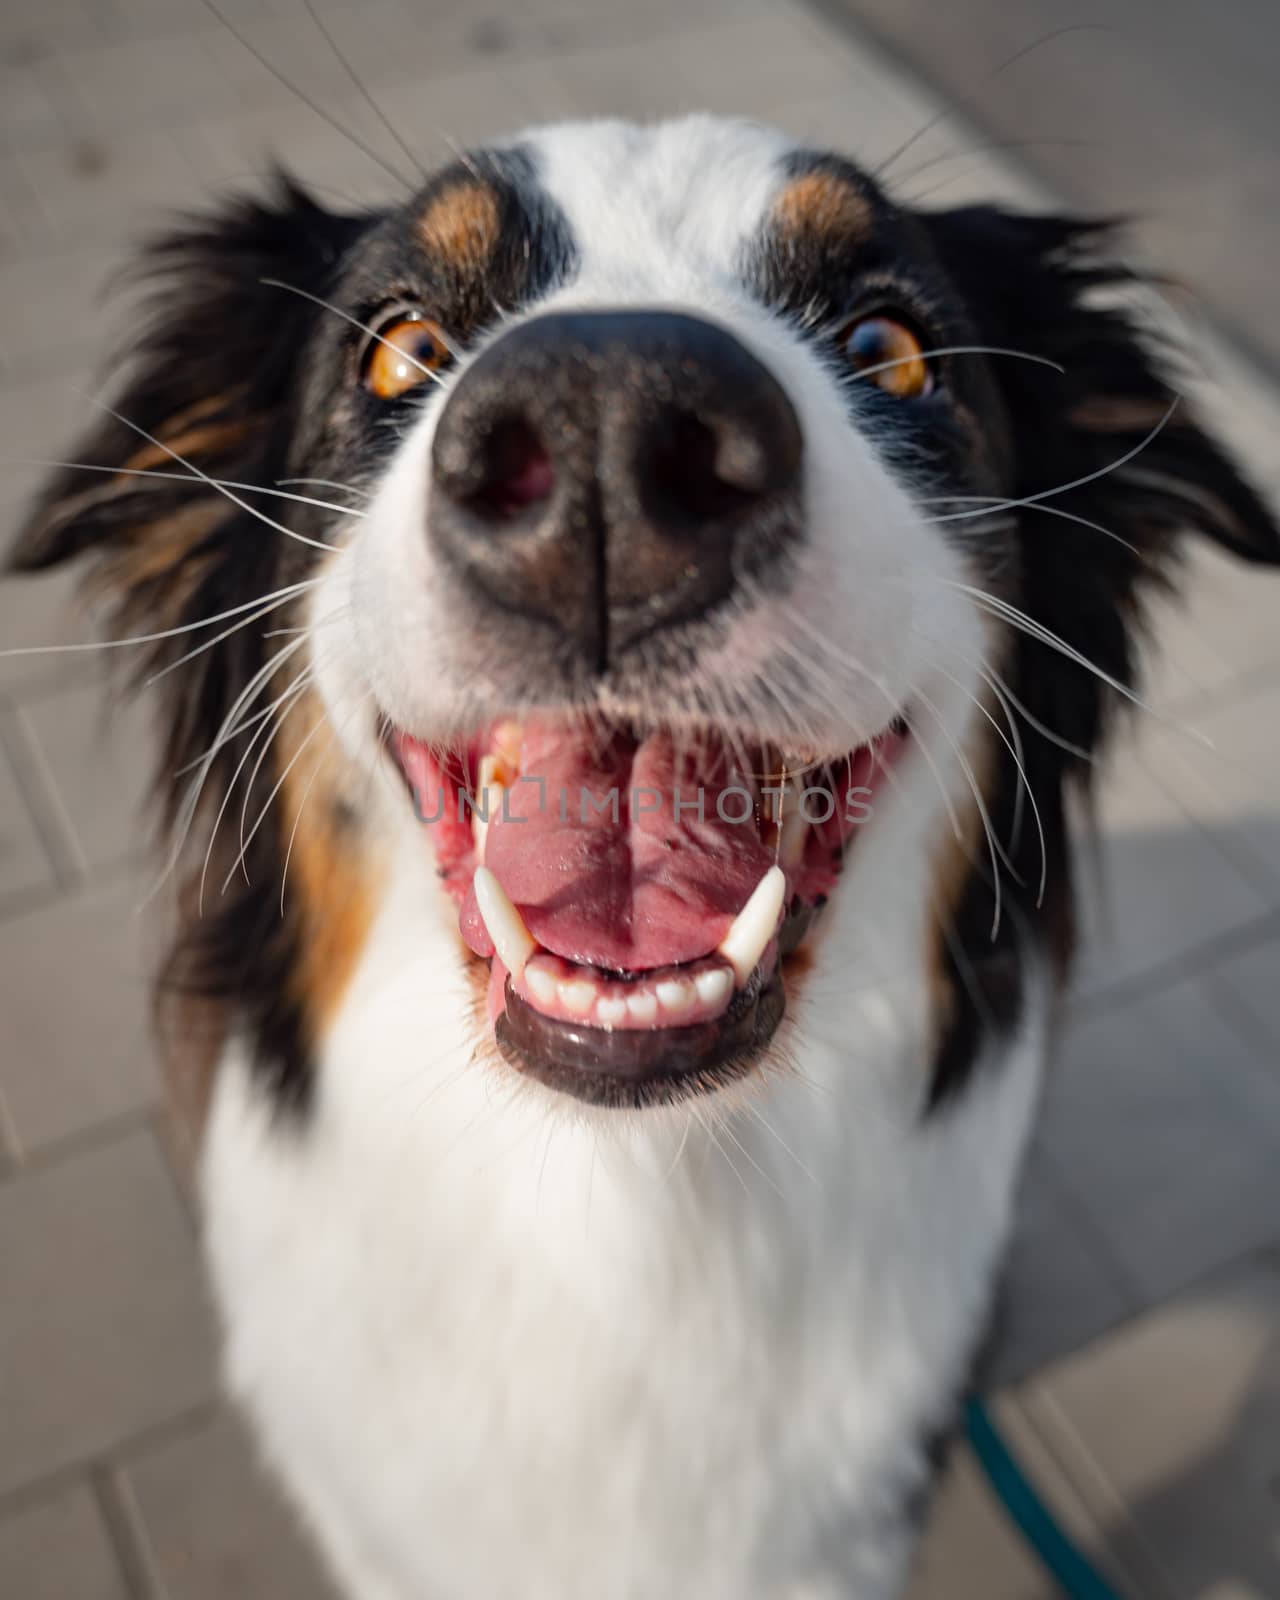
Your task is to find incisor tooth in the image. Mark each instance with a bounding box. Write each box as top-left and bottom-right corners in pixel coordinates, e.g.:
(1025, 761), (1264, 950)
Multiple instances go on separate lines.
(596, 997), (628, 1027)
(524, 961), (558, 1007)
(694, 967), (733, 1007)
(627, 992), (659, 1025)
(473, 866), (536, 980)
(561, 980), (596, 1016)
(655, 978), (694, 1013)
(718, 864), (787, 987)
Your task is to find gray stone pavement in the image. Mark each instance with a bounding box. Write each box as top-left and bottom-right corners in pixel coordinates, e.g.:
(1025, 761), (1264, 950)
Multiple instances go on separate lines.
(0, 1), (1278, 1595)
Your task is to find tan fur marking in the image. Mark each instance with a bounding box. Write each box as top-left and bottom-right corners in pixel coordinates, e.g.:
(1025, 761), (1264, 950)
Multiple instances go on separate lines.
(419, 182), (501, 273)
(278, 698), (382, 1044)
(1069, 396), (1178, 434)
(773, 171), (871, 243)
(122, 418), (249, 475)
(90, 500), (224, 604)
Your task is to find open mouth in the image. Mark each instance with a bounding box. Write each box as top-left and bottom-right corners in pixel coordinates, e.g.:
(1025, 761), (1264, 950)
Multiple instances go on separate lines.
(392, 715), (905, 1105)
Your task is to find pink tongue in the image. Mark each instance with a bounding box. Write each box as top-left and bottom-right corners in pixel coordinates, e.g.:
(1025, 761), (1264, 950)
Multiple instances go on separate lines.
(459, 720), (773, 970)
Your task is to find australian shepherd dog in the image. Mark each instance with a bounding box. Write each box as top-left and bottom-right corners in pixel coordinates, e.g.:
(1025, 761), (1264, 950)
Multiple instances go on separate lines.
(11, 116), (1278, 1599)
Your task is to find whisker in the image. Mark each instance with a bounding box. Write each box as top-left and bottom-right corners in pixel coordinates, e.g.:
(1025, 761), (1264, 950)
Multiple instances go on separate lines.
(261, 279), (457, 377)
(920, 492), (1140, 556)
(279, 690), (370, 917)
(277, 476), (371, 501)
(221, 707), (330, 891)
(927, 396), (1182, 527)
(935, 662), (1047, 906)
(0, 579), (315, 660)
(200, 669), (312, 912)
(7, 458), (366, 519)
(948, 581), (1212, 748)
(141, 636), (308, 904)
(872, 24), (1115, 183)
(847, 344), (1065, 384)
(81, 390), (344, 553)
(299, 0), (427, 183)
(910, 687), (1010, 938)
(197, 0), (416, 189)
(145, 589), (308, 687)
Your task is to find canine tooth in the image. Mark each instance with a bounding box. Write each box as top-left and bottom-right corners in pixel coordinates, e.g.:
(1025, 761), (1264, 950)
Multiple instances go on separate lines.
(524, 961), (558, 1008)
(561, 979), (596, 1016)
(596, 996), (628, 1027)
(694, 967), (733, 1008)
(472, 755), (505, 859)
(718, 864), (787, 987)
(626, 992), (659, 1025)
(492, 720), (523, 768)
(656, 978), (695, 1014)
(472, 866), (536, 980)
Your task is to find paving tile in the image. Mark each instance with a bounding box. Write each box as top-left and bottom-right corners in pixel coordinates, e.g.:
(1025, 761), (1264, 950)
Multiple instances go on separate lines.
(0, 570), (99, 696)
(1045, 978), (1280, 1305)
(17, 680), (156, 875)
(1023, 1255), (1280, 1599)
(0, 245), (131, 380)
(656, 13), (869, 113)
(0, 874), (161, 1156)
(0, 1480), (130, 1600)
(0, 59), (69, 150)
(1144, 542), (1280, 715)
(1207, 935), (1280, 1070)
(1071, 733), (1272, 998)
(907, 1391), (1150, 1600)
(1135, 676), (1280, 896)
(0, 1126), (218, 1496)
(905, 1441), (1055, 1599)
(0, 713), (57, 907)
(987, 1150), (1138, 1387)
(40, 35), (242, 142)
(121, 1409), (340, 1600)
(7, 128), (207, 254)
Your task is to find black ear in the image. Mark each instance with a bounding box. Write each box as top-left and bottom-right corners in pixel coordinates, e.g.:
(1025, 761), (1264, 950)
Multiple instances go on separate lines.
(917, 206), (1280, 568)
(6, 176), (370, 824)
(9, 174), (369, 583)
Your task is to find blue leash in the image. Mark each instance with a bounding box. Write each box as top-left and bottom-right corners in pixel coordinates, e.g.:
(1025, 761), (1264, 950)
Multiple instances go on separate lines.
(964, 1397), (1127, 1600)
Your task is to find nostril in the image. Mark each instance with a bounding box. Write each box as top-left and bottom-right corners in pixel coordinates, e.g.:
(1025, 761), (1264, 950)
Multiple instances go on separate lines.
(643, 410), (768, 527)
(465, 417), (554, 521)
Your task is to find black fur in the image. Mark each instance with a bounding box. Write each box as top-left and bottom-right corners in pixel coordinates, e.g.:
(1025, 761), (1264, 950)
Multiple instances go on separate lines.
(8, 166), (1278, 1118)
(916, 208), (1279, 1105)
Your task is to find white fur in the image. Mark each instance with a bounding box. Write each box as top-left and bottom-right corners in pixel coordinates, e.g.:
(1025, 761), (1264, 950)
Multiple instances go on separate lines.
(201, 118), (1044, 1599)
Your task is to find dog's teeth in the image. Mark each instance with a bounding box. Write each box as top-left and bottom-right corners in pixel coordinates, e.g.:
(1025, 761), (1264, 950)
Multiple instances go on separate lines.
(491, 720), (523, 768)
(718, 864), (787, 987)
(473, 866), (536, 980)
(694, 967), (733, 1007)
(472, 755), (505, 860)
(524, 958), (558, 1007)
(626, 992), (659, 1025)
(655, 977), (695, 1015)
(560, 979), (596, 1016)
(596, 996), (628, 1027)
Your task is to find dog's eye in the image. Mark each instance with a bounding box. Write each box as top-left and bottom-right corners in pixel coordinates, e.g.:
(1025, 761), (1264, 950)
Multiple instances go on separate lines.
(363, 313), (452, 400)
(838, 315), (933, 399)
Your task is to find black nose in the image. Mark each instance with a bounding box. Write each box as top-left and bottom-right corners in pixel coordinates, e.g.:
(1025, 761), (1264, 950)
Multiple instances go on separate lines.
(429, 310), (803, 670)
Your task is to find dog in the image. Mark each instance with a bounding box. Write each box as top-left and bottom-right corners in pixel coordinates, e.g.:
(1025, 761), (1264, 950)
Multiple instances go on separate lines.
(10, 115), (1279, 1598)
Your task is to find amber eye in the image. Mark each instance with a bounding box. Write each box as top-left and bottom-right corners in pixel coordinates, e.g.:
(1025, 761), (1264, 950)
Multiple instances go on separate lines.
(838, 315), (933, 399)
(363, 312), (452, 400)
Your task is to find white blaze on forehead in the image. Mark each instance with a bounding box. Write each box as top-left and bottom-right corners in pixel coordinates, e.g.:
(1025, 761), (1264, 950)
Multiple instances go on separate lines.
(516, 116), (795, 298)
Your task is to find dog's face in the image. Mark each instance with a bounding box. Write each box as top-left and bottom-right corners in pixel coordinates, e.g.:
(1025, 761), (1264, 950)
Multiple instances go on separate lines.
(12, 117), (1279, 1119)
